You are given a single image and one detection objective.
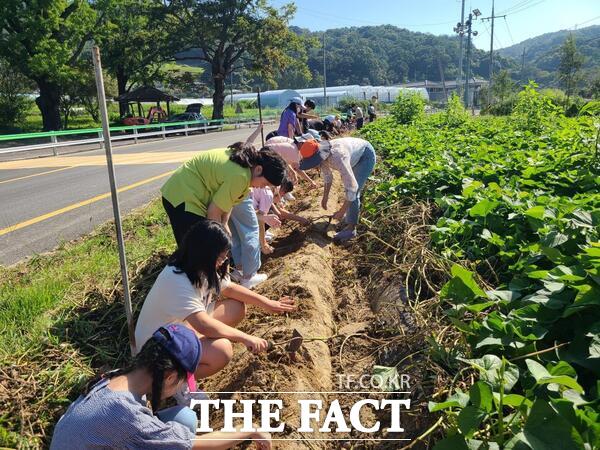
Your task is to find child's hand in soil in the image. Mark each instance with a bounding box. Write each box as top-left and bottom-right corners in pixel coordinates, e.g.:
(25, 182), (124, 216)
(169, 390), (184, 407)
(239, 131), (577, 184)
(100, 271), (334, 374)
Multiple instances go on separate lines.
(243, 335), (270, 353)
(262, 214), (281, 228)
(298, 216), (311, 226)
(263, 296), (296, 314)
(261, 244), (274, 255)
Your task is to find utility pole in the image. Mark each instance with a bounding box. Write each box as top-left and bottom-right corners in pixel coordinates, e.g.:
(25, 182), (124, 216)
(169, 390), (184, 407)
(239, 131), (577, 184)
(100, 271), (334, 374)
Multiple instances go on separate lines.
(323, 32), (327, 111)
(457, 0), (466, 99)
(462, 10), (480, 108)
(438, 58), (448, 102)
(521, 47), (526, 82)
(481, 1), (506, 104)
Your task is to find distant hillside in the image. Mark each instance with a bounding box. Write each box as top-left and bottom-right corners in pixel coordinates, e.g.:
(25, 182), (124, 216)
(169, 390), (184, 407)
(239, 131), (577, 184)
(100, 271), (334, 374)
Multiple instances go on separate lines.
(498, 25), (600, 86)
(283, 25), (515, 88)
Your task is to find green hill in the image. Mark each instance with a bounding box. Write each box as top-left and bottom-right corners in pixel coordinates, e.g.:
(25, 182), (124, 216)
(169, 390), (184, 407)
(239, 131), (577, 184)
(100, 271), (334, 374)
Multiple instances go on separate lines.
(497, 25), (600, 87)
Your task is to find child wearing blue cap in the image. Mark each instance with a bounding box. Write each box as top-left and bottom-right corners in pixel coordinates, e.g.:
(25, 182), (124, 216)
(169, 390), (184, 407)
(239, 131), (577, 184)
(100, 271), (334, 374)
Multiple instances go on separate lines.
(51, 324), (271, 449)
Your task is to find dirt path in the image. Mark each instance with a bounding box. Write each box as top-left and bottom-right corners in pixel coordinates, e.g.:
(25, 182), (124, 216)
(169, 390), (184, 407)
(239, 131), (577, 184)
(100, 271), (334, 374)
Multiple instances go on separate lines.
(201, 181), (425, 449)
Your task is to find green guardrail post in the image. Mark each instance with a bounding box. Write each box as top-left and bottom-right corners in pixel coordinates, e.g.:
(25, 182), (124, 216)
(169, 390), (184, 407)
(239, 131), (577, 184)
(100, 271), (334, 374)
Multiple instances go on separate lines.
(50, 134), (58, 156)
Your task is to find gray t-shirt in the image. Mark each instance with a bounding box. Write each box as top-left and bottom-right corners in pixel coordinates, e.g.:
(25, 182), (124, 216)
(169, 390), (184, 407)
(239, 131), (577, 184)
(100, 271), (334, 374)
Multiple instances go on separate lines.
(50, 379), (193, 449)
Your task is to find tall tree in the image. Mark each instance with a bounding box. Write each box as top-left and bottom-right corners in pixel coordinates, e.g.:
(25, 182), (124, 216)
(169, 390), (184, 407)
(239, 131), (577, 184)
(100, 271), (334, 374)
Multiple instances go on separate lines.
(98, 0), (182, 116)
(173, 0), (308, 119)
(0, 1), (105, 130)
(558, 35), (585, 106)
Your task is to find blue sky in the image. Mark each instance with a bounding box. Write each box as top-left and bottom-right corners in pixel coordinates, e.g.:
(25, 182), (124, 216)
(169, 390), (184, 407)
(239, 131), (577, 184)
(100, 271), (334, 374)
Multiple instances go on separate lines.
(270, 0), (600, 49)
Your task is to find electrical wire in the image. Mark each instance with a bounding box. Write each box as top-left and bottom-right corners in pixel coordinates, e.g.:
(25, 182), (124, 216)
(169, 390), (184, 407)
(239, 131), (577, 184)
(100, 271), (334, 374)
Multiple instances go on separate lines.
(503, 17), (516, 46)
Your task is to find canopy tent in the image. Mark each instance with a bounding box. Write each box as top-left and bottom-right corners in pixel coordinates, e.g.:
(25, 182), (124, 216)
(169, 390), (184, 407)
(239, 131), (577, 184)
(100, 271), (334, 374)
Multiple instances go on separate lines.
(116, 86), (180, 117)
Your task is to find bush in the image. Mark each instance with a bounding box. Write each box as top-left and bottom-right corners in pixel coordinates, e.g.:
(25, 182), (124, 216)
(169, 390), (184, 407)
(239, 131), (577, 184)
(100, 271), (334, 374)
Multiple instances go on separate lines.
(443, 93), (470, 126)
(0, 59), (33, 128)
(512, 81), (562, 132)
(391, 91), (424, 125)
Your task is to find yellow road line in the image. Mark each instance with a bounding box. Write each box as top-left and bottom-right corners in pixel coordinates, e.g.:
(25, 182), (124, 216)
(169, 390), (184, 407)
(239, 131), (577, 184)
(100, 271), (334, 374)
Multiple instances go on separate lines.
(0, 170), (174, 237)
(0, 166), (76, 185)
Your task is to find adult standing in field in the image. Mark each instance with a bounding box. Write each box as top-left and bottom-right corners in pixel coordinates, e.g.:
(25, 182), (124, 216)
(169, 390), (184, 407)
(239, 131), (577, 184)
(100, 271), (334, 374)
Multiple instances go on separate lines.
(368, 102), (377, 122)
(352, 104), (364, 129)
(299, 135), (376, 243)
(161, 143), (287, 247)
(51, 324), (272, 449)
(299, 99), (319, 133)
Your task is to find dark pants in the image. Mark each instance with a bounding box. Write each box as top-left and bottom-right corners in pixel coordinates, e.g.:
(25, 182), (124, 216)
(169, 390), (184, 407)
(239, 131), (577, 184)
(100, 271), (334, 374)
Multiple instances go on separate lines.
(162, 197), (206, 246)
(265, 130), (278, 141)
(356, 118), (364, 129)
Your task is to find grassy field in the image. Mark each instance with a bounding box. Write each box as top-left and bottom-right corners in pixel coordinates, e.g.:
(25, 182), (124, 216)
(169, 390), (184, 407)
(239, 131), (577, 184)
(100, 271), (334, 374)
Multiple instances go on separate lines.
(15, 103), (284, 134)
(0, 199), (176, 448)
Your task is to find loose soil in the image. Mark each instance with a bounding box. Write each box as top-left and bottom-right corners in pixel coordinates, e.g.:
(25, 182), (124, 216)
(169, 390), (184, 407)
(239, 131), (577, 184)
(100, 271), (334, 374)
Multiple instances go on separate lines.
(202, 180), (439, 449)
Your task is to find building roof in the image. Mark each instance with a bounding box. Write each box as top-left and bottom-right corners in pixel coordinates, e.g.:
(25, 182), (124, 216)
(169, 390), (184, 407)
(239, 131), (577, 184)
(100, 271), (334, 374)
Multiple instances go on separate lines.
(116, 86), (180, 102)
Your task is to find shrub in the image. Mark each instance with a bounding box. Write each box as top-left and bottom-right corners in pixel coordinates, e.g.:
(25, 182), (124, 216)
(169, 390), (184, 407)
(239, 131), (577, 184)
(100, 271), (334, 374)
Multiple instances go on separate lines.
(0, 59), (33, 128)
(443, 92), (470, 126)
(391, 91), (425, 125)
(512, 81), (562, 132)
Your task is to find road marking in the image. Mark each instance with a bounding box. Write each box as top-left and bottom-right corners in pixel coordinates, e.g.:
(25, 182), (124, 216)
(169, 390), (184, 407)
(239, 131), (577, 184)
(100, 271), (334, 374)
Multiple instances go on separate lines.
(0, 166), (76, 185)
(0, 149), (217, 170)
(0, 170), (174, 237)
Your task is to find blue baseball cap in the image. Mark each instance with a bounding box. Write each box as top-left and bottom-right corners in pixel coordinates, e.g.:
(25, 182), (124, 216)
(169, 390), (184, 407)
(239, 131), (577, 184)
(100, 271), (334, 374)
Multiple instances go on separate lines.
(153, 324), (201, 392)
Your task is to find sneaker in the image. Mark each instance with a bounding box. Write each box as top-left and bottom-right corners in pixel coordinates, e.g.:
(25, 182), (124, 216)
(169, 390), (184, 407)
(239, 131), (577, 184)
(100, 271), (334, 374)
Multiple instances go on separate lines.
(333, 229), (357, 243)
(265, 230), (274, 242)
(284, 192), (295, 201)
(240, 272), (268, 289)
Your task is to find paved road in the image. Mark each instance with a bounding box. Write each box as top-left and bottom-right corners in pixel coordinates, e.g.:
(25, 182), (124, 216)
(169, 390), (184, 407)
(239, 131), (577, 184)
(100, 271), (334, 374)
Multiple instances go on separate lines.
(0, 127), (275, 266)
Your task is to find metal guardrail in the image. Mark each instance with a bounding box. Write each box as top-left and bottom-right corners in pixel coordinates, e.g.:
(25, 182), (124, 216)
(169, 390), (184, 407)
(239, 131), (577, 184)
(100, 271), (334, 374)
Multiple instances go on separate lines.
(0, 117), (278, 157)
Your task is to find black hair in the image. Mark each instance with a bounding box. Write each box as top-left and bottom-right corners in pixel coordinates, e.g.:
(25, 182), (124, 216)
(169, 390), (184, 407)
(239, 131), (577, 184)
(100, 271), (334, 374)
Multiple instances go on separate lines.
(319, 130), (332, 140)
(286, 101), (299, 112)
(168, 220), (231, 293)
(229, 145), (287, 186)
(280, 177), (294, 194)
(305, 99), (316, 110)
(85, 337), (187, 413)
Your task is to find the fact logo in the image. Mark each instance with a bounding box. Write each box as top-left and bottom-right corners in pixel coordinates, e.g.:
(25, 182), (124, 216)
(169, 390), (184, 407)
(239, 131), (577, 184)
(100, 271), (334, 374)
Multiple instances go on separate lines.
(190, 398), (411, 435)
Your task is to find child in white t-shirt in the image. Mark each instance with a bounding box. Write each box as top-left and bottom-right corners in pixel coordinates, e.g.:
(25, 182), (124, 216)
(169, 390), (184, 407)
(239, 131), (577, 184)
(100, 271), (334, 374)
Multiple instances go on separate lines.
(135, 220), (296, 382)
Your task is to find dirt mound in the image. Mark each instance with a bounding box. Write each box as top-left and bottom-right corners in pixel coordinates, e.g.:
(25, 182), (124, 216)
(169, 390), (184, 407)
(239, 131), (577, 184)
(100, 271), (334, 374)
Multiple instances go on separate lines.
(200, 180), (435, 449)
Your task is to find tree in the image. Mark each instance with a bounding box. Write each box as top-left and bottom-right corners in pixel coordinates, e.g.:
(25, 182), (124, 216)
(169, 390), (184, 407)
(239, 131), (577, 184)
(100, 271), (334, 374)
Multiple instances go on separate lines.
(491, 70), (515, 104)
(0, 1), (105, 130)
(558, 35), (585, 106)
(98, 0), (182, 116)
(0, 59), (34, 129)
(173, 0), (308, 119)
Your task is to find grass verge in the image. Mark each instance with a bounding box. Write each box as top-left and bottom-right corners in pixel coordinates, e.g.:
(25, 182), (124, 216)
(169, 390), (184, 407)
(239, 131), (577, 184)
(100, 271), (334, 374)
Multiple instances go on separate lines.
(0, 198), (175, 448)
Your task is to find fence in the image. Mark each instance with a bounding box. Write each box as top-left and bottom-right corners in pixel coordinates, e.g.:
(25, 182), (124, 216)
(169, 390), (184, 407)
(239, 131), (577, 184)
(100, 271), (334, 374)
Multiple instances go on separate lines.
(0, 116), (278, 157)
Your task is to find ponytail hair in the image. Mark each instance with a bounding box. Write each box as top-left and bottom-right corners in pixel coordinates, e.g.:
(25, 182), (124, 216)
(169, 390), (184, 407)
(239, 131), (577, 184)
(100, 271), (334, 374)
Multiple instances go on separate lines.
(229, 144), (287, 187)
(85, 338), (187, 413)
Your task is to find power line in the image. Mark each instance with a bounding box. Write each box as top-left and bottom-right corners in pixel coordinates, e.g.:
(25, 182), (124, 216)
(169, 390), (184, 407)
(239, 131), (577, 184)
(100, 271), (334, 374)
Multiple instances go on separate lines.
(503, 17), (516, 46)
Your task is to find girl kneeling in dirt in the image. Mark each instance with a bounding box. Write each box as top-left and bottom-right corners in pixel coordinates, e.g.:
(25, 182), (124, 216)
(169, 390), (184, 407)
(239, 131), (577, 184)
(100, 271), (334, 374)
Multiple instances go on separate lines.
(135, 220), (296, 381)
(299, 135), (376, 243)
(51, 324), (271, 449)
